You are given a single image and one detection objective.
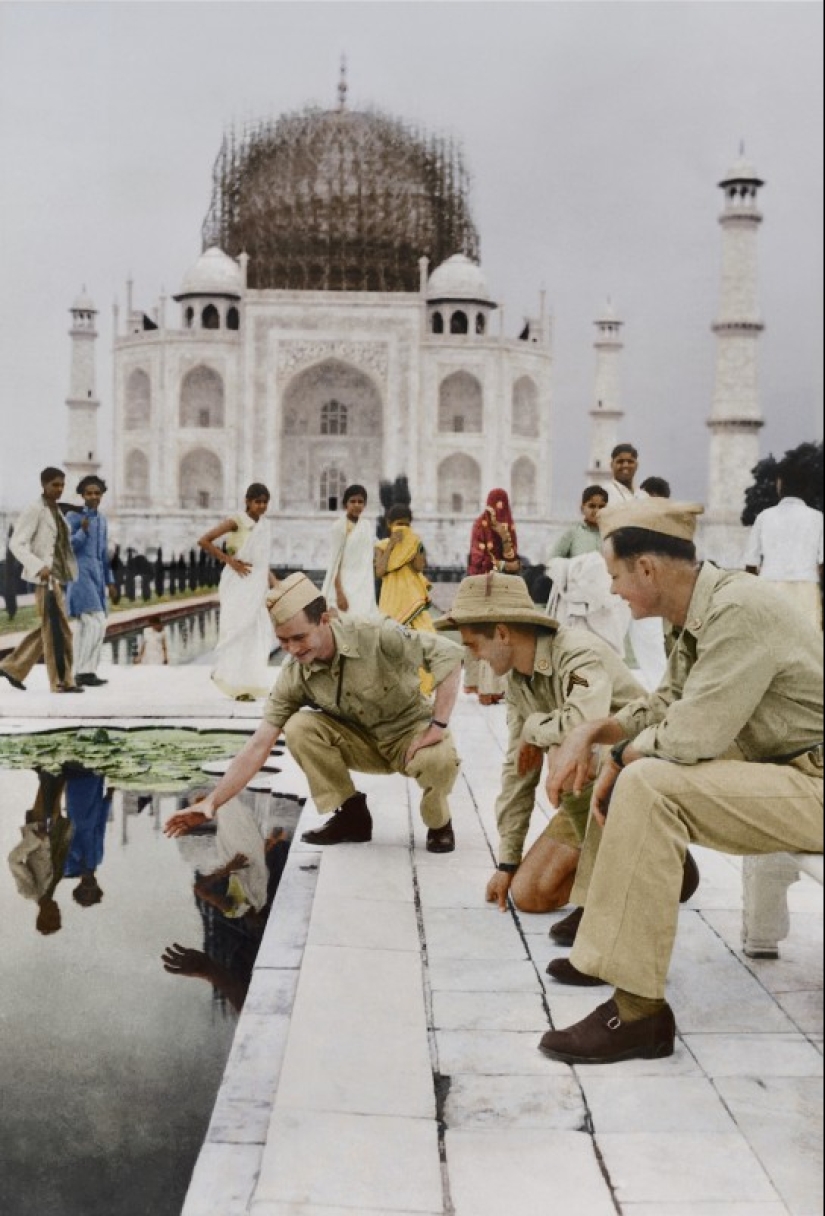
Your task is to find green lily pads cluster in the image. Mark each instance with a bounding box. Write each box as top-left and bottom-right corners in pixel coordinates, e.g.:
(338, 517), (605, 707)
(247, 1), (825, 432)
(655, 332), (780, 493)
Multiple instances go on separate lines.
(0, 727), (248, 792)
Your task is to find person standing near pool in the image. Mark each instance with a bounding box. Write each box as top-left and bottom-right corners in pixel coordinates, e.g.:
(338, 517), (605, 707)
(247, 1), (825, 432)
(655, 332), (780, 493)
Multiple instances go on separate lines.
(198, 483), (280, 701)
(0, 466), (83, 694)
(65, 475), (117, 687)
(321, 484), (378, 618)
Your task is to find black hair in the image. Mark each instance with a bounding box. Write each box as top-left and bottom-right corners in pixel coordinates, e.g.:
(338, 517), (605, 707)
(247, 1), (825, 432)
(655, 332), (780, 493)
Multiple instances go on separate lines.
(610, 443), (638, 461)
(639, 476), (671, 499)
(76, 475), (107, 495)
(40, 466), (64, 485)
(609, 527), (696, 563)
(302, 595), (328, 624)
(245, 482), (270, 501)
(387, 503), (412, 525)
(776, 457), (807, 500)
(582, 484), (608, 504)
(343, 484), (368, 505)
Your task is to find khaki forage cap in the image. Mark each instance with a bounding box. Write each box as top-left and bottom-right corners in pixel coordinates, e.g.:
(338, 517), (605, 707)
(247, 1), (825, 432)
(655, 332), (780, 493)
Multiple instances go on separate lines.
(599, 498), (704, 542)
(267, 572), (322, 625)
(435, 572), (557, 631)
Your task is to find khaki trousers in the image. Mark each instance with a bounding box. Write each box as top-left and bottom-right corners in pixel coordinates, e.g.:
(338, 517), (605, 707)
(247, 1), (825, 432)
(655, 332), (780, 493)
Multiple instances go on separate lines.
(570, 752), (824, 999)
(1, 584), (75, 691)
(283, 710), (461, 828)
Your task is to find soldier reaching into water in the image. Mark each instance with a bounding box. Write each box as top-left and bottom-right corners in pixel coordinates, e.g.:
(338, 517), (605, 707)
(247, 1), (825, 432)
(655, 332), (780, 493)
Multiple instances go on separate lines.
(164, 573), (463, 854)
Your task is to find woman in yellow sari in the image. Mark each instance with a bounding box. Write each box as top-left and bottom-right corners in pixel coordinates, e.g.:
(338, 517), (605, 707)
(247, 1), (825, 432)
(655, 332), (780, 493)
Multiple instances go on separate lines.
(374, 504), (435, 693)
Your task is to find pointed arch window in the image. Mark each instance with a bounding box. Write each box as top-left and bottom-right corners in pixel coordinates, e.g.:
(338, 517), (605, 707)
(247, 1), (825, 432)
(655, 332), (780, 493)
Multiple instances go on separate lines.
(319, 467), (347, 511)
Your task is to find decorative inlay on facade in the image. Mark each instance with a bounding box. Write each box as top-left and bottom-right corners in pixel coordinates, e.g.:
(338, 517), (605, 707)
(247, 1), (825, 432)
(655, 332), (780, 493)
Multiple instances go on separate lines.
(277, 340), (389, 381)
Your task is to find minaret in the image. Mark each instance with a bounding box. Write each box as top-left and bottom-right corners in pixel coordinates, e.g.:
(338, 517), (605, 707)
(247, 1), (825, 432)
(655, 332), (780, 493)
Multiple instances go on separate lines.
(64, 288), (101, 487)
(586, 299), (625, 482)
(705, 151), (765, 559)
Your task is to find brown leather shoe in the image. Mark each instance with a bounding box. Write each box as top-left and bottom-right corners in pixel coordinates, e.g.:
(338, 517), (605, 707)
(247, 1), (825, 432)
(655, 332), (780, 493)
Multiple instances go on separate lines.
(538, 999), (676, 1064)
(301, 793), (372, 845)
(426, 820), (455, 853)
(545, 957), (606, 986)
(680, 849), (700, 903)
(549, 905), (583, 946)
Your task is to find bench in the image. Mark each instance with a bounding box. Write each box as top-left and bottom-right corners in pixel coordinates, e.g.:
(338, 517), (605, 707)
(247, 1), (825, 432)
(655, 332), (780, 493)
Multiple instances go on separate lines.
(741, 852), (824, 958)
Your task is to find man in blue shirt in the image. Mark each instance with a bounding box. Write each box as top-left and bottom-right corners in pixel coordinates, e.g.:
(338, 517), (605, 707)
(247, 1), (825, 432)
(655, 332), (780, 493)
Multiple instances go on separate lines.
(66, 476), (117, 687)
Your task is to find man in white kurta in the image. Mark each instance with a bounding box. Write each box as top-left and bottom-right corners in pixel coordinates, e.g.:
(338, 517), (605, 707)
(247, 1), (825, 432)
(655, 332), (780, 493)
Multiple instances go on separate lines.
(744, 461), (823, 628)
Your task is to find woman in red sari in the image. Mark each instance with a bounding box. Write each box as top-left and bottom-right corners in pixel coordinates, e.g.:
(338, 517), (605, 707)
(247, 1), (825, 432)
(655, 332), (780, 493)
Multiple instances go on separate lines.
(465, 488), (521, 703)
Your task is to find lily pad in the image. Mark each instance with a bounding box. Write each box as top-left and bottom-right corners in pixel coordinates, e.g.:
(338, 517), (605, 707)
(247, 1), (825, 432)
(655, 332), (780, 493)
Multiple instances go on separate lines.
(0, 727), (249, 792)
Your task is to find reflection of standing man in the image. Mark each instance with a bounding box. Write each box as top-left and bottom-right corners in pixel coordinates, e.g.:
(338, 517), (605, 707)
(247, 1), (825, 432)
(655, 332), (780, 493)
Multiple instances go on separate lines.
(64, 768), (111, 907)
(602, 444), (668, 690)
(0, 467), (83, 694)
(7, 770), (71, 934)
(66, 476), (117, 687)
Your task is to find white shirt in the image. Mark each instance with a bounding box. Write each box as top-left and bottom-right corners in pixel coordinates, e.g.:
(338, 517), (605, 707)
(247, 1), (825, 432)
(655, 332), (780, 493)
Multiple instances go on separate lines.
(743, 498), (824, 582)
(603, 480), (637, 505)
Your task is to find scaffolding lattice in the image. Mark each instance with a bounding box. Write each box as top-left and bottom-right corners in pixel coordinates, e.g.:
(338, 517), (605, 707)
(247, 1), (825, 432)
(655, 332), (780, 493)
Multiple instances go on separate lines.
(201, 105), (480, 292)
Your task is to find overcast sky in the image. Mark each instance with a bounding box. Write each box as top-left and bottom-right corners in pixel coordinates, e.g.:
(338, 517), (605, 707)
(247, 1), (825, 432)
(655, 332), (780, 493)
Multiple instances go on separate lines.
(0, 0), (821, 517)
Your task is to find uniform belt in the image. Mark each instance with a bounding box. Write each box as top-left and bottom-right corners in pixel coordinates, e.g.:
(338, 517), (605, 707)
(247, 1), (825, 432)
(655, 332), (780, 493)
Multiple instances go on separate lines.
(764, 741), (824, 765)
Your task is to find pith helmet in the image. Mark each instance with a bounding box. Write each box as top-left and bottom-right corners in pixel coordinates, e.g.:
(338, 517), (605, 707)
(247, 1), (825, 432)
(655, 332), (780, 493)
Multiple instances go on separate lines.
(435, 572), (557, 631)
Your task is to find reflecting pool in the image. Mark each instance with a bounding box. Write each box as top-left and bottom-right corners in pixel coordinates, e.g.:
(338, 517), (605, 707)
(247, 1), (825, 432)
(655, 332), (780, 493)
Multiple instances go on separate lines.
(0, 737), (301, 1216)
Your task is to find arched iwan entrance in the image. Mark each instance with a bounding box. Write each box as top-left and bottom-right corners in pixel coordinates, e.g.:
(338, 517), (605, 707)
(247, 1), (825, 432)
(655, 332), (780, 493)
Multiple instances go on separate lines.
(280, 359), (383, 511)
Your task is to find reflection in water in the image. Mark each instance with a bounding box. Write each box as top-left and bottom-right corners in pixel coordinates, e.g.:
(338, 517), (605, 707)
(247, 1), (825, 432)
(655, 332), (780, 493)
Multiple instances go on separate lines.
(163, 807), (290, 1014)
(105, 607), (221, 667)
(0, 759), (299, 1216)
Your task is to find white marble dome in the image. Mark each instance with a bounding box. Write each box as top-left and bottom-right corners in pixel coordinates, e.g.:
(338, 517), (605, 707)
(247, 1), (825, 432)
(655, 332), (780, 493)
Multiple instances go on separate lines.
(71, 287), (96, 312)
(177, 247), (243, 298)
(427, 253), (491, 303)
(720, 155), (763, 186)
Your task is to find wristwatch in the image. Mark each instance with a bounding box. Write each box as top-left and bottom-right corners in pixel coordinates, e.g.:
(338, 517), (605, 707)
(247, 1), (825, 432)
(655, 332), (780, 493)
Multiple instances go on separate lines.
(610, 739), (631, 768)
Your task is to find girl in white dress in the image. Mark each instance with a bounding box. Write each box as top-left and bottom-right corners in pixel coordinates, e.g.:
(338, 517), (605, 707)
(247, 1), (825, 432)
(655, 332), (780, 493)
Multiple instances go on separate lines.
(198, 483), (279, 700)
(321, 484), (379, 618)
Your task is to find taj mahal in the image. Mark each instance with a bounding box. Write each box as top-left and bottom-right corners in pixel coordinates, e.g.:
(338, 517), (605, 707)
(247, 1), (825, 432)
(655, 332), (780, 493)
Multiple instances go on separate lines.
(64, 74), (765, 570)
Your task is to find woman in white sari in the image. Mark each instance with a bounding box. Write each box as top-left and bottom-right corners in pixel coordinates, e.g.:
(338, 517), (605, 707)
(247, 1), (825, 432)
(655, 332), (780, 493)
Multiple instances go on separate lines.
(198, 483), (278, 700)
(321, 484), (379, 617)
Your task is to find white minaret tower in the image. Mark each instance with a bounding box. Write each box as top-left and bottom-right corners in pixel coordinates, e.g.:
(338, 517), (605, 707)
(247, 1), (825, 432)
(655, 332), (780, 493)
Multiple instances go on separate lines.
(586, 299), (625, 482)
(704, 151), (765, 563)
(65, 288), (101, 488)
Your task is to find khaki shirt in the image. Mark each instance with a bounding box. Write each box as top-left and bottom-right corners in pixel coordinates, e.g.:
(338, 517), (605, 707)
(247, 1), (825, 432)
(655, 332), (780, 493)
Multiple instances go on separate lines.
(615, 562), (824, 764)
(263, 615), (463, 744)
(496, 627), (645, 865)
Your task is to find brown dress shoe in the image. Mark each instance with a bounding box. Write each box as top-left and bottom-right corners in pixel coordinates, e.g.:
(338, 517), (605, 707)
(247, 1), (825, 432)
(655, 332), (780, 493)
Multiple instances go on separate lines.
(545, 957), (606, 986)
(680, 849), (700, 903)
(301, 793), (373, 845)
(426, 820), (455, 854)
(538, 999), (676, 1065)
(549, 905), (583, 946)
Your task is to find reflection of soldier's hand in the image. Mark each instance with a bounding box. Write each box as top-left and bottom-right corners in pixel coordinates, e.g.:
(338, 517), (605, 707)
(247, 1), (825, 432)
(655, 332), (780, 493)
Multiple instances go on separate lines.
(163, 806), (211, 837)
(517, 742), (544, 776)
(161, 943), (213, 979)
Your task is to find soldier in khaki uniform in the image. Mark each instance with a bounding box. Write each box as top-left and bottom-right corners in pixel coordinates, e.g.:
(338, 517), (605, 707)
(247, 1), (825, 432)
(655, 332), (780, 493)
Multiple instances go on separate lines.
(539, 498), (823, 1065)
(165, 573), (463, 853)
(436, 573), (649, 924)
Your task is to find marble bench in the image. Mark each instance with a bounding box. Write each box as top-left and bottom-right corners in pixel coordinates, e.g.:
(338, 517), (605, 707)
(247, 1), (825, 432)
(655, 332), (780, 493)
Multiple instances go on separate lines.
(741, 852), (824, 958)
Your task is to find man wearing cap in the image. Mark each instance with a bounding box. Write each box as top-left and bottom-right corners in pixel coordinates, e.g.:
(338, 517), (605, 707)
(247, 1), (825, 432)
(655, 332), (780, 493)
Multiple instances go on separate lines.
(436, 572), (651, 933)
(165, 572), (463, 853)
(538, 498), (823, 1065)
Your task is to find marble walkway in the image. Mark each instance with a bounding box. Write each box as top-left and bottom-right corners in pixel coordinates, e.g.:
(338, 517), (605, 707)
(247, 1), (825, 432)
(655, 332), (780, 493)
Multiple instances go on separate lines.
(0, 664), (822, 1216)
